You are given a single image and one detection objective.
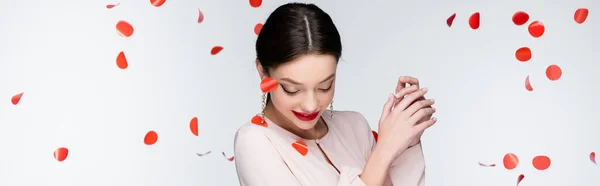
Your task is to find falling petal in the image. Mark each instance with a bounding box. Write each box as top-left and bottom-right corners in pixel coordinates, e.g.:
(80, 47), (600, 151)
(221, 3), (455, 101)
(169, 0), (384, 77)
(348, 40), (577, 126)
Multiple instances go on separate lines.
(190, 117), (198, 136)
(546, 64), (562, 81)
(254, 23), (263, 35)
(512, 11), (529, 26)
(11, 92), (23, 105)
(211, 46), (223, 55)
(197, 151), (211, 156)
(222, 152), (234, 161)
(292, 141), (308, 156)
(574, 8), (589, 24)
(525, 75), (533, 91)
(590, 152), (596, 164)
(106, 3), (120, 9)
(150, 0), (166, 7)
(144, 131), (158, 145)
(260, 77), (278, 93)
(249, 0), (262, 8)
(515, 47), (532, 62)
(478, 162), (496, 167)
(251, 115), (268, 127)
(532, 155), (551, 170)
(372, 130), (378, 142)
(54, 147), (69, 162)
(517, 174), (524, 185)
(446, 13), (456, 27)
(528, 21), (545, 38)
(503, 153), (519, 170)
(116, 51), (128, 69)
(197, 9), (204, 23)
(116, 21), (134, 38)
(469, 12), (480, 30)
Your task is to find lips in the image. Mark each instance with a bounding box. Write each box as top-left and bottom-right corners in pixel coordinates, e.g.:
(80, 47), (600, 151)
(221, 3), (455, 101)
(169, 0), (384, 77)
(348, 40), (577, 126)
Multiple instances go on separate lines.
(292, 111), (319, 121)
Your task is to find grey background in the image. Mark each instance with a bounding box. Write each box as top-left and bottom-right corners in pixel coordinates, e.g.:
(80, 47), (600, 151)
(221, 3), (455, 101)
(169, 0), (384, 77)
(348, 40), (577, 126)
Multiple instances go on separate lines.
(1, 0), (598, 185)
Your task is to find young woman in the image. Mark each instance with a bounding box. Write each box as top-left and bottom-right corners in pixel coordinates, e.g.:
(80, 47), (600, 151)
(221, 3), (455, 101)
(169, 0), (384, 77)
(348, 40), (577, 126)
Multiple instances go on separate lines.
(234, 3), (437, 186)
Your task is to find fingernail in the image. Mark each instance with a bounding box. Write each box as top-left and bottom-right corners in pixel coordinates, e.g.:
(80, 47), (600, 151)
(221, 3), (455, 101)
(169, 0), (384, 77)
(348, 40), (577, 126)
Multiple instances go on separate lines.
(430, 99), (434, 103)
(432, 107), (436, 111)
(422, 88), (428, 92)
(432, 117), (437, 121)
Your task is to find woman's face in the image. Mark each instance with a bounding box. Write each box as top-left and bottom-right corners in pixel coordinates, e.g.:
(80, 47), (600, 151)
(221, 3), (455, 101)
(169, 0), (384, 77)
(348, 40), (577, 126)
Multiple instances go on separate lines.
(259, 54), (337, 130)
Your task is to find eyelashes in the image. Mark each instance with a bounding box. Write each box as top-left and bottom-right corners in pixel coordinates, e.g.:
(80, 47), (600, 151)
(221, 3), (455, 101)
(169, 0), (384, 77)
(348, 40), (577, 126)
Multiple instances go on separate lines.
(280, 84), (333, 95)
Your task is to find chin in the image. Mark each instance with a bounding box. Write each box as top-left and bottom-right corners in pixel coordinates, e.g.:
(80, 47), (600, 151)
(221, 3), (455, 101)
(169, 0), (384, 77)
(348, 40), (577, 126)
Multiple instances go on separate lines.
(292, 119), (319, 130)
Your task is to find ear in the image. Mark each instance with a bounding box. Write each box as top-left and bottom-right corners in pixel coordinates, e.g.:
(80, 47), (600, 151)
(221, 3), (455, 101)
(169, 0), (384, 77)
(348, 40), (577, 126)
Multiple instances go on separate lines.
(256, 59), (268, 79)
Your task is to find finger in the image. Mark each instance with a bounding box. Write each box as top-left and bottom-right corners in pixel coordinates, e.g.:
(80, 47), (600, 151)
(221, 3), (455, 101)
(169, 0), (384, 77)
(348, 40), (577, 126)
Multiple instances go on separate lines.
(394, 76), (407, 95)
(395, 88), (428, 112)
(412, 117), (436, 134)
(399, 76), (419, 87)
(405, 99), (435, 117)
(409, 107), (436, 124)
(380, 93), (396, 121)
(392, 85), (419, 110)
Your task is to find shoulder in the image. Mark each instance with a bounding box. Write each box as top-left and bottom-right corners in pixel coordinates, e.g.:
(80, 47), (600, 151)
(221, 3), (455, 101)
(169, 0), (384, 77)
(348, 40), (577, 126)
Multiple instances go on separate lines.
(235, 120), (272, 144)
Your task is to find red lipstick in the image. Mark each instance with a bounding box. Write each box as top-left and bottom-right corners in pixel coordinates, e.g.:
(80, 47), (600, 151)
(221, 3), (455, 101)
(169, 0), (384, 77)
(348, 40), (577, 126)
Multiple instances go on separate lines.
(292, 111), (319, 121)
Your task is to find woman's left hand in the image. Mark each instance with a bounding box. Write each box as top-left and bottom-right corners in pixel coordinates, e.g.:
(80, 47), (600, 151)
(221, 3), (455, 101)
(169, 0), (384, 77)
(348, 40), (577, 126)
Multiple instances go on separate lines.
(393, 76), (431, 147)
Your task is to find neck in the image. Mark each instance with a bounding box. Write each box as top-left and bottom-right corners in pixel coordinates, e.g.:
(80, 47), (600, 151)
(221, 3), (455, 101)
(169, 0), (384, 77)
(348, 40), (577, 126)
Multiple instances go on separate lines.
(263, 101), (326, 139)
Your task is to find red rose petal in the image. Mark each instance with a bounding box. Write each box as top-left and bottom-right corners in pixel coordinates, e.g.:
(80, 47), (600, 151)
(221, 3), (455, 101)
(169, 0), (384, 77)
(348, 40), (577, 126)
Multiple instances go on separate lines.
(532, 155), (551, 170)
(478, 162), (496, 167)
(196, 151), (211, 156)
(503, 153), (519, 170)
(116, 21), (134, 38)
(469, 12), (480, 30)
(528, 21), (545, 38)
(254, 23), (263, 35)
(546, 64), (562, 81)
(517, 174), (524, 185)
(106, 3), (120, 9)
(150, 0), (166, 7)
(144, 130), (158, 145)
(591, 152), (596, 164)
(197, 9), (204, 24)
(372, 130), (378, 142)
(512, 11), (529, 26)
(211, 46), (223, 55)
(249, 0), (262, 8)
(251, 115), (268, 127)
(574, 8), (589, 24)
(525, 75), (533, 91)
(190, 117), (198, 136)
(515, 47), (532, 62)
(222, 152), (234, 161)
(54, 147), (68, 162)
(260, 77), (278, 93)
(446, 13), (456, 27)
(116, 51), (128, 69)
(11, 92), (23, 105)
(292, 141), (308, 156)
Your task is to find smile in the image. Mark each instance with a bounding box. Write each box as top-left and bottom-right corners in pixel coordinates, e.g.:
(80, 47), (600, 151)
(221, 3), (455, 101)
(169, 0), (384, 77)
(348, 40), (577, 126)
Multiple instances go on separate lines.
(291, 111), (319, 121)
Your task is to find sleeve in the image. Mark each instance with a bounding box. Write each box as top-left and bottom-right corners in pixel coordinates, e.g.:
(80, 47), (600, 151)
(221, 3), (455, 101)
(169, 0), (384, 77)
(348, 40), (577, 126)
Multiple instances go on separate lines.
(233, 126), (302, 186)
(355, 112), (425, 186)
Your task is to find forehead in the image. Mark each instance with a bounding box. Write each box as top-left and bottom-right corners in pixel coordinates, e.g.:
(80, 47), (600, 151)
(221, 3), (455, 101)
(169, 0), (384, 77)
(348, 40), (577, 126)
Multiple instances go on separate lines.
(270, 54), (337, 81)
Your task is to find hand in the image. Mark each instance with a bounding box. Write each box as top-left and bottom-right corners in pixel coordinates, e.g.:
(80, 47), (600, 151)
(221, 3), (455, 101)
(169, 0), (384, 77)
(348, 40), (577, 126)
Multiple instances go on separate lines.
(376, 85), (437, 162)
(393, 76), (432, 147)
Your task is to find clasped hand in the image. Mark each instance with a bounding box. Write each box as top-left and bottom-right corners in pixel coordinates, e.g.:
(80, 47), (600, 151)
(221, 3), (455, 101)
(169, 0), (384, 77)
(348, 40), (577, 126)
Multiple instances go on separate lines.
(376, 76), (436, 158)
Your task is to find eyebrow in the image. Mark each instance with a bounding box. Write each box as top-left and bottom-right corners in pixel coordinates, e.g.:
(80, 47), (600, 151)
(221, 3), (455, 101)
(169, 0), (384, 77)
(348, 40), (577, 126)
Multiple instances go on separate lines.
(279, 73), (335, 85)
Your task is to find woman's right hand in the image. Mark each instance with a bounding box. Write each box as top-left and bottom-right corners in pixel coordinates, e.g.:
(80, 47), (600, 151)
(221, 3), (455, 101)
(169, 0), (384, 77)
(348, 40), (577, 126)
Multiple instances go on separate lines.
(375, 85), (437, 162)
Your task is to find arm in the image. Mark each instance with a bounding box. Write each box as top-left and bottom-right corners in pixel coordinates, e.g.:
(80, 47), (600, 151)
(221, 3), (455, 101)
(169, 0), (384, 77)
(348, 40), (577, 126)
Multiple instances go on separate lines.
(234, 126), (301, 186)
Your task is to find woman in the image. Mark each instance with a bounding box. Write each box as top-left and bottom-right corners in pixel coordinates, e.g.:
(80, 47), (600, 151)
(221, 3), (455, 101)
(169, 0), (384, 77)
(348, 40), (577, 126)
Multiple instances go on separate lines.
(234, 3), (436, 186)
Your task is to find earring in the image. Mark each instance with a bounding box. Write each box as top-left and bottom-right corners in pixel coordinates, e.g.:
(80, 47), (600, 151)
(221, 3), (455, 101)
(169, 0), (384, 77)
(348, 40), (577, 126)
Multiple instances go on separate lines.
(329, 100), (334, 118)
(261, 93), (267, 124)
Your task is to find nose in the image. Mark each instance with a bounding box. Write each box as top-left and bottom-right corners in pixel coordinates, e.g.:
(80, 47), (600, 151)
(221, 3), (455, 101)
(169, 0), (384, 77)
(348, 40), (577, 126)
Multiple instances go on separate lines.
(301, 92), (319, 113)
